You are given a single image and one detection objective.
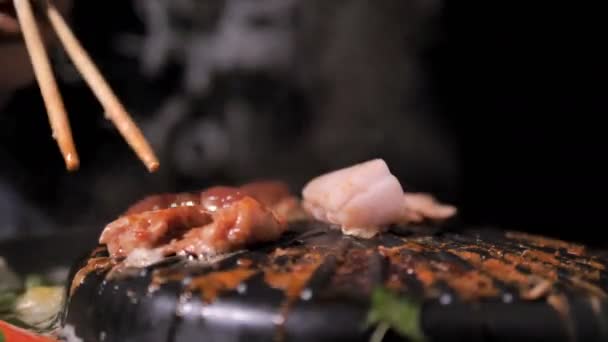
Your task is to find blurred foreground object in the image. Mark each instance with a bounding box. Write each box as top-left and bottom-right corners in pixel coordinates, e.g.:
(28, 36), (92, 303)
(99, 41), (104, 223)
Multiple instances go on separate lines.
(0, 0), (70, 101)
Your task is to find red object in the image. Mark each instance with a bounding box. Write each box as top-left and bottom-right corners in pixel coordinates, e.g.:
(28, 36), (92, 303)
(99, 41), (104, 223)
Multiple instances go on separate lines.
(0, 321), (57, 342)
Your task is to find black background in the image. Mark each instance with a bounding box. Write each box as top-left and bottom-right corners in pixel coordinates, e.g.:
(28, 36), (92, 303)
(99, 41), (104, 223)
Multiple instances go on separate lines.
(433, 2), (606, 245)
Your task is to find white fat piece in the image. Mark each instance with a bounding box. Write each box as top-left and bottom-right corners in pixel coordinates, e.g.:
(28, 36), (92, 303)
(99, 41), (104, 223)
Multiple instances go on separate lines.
(123, 248), (164, 268)
(302, 159), (404, 238)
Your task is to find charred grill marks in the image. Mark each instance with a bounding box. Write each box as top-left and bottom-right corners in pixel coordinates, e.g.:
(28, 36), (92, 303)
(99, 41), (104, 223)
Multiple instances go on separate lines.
(67, 223), (608, 342)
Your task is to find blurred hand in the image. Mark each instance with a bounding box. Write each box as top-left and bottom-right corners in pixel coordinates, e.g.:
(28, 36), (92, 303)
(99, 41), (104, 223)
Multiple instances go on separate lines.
(0, 0), (72, 104)
(0, 0), (19, 34)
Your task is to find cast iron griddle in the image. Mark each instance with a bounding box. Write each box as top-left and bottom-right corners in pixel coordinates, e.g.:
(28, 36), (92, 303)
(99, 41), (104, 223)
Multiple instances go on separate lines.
(62, 222), (608, 342)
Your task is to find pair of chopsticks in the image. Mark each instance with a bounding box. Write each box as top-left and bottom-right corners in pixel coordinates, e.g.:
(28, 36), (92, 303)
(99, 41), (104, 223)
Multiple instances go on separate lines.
(13, 0), (159, 172)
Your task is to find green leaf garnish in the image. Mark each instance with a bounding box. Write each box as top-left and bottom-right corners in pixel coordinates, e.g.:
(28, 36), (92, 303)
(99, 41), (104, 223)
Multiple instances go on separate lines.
(0, 292), (17, 314)
(366, 287), (426, 342)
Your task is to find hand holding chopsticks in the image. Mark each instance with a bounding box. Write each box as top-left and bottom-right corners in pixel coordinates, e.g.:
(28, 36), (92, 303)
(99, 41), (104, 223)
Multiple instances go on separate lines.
(12, 0), (160, 172)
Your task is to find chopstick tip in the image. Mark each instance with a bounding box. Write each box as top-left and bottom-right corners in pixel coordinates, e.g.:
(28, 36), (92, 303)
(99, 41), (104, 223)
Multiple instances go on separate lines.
(147, 160), (160, 173)
(65, 152), (80, 171)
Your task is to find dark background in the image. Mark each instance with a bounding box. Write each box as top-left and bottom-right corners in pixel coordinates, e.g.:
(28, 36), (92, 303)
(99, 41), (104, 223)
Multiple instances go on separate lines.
(0, 1), (605, 247)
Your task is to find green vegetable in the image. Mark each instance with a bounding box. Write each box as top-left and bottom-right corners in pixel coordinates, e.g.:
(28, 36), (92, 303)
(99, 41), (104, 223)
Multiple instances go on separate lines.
(0, 292), (17, 313)
(0, 329), (5, 342)
(0, 258), (22, 294)
(1, 258), (64, 334)
(366, 287), (426, 342)
(24, 276), (45, 289)
(369, 322), (390, 342)
(15, 286), (64, 331)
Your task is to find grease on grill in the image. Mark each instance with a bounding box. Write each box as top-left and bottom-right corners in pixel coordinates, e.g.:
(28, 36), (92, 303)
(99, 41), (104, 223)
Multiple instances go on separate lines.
(70, 257), (114, 295)
(69, 247), (116, 296)
(263, 249), (323, 299)
(506, 231), (586, 256)
(69, 224), (608, 312)
(188, 268), (257, 302)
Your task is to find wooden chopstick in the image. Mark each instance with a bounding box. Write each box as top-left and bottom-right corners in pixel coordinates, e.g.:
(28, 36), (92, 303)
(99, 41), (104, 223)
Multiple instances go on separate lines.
(43, 0), (160, 172)
(13, 0), (79, 170)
